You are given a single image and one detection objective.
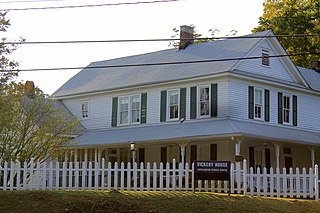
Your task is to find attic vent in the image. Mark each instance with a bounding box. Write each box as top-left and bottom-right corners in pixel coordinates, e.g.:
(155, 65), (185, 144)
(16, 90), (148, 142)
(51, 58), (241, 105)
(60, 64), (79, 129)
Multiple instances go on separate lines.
(262, 49), (270, 66)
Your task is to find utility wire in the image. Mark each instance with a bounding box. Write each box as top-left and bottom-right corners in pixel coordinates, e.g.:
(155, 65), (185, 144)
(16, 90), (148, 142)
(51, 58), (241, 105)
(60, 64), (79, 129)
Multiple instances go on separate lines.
(0, 0), (66, 4)
(0, 0), (182, 11)
(2, 52), (318, 72)
(3, 33), (320, 45)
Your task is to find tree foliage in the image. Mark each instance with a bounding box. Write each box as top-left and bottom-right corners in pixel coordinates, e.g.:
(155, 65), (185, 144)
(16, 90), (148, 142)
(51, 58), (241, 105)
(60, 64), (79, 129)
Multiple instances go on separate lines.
(0, 12), (23, 85)
(253, 0), (320, 68)
(0, 82), (82, 165)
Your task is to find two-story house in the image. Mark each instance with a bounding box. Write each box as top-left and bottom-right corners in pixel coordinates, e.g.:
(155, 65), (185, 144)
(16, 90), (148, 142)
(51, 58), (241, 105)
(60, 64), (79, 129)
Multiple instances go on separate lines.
(52, 26), (320, 171)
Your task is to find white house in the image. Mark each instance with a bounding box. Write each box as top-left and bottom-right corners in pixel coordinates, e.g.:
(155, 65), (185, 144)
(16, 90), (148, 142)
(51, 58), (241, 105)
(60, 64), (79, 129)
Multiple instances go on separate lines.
(52, 26), (320, 171)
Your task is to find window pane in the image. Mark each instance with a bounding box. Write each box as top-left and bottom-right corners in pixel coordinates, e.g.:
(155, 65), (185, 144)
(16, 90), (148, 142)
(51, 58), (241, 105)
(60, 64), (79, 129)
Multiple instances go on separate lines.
(255, 90), (262, 104)
(120, 111), (128, 124)
(170, 105), (178, 119)
(200, 87), (209, 101)
(200, 102), (209, 116)
(131, 110), (140, 123)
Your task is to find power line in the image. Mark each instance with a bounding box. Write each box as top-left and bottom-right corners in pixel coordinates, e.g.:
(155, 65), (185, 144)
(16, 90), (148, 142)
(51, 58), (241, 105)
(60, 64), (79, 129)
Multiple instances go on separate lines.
(0, 0), (182, 11)
(3, 33), (320, 45)
(0, 0), (66, 4)
(2, 52), (318, 72)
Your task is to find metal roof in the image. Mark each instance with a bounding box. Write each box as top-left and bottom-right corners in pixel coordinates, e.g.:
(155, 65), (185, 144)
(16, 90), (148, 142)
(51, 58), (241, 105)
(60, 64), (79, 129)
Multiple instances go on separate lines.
(73, 119), (320, 147)
(53, 31), (272, 98)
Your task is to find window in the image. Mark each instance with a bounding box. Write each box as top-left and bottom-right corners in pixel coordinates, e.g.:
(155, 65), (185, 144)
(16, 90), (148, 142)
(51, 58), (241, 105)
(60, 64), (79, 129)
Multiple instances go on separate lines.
(262, 49), (270, 66)
(254, 88), (263, 119)
(131, 95), (140, 123)
(118, 94), (140, 125)
(198, 86), (210, 117)
(80, 102), (89, 119)
(283, 94), (291, 124)
(167, 89), (180, 120)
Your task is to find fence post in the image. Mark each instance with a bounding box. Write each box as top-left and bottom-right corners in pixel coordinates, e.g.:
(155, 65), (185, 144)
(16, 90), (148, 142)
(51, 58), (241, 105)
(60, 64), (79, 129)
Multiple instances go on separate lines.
(146, 162), (150, 191)
(9, 161), (14, 190)
(185, 163), (189, 191)
(243, 160), (247, 195)
(127, 162), (131, 191)
(315, 164), (319, 200)
(120, 162), (124, 191)
(230, 163), (234, 194)
(16, 161), (21, 190)
(153, 162), (157, 191)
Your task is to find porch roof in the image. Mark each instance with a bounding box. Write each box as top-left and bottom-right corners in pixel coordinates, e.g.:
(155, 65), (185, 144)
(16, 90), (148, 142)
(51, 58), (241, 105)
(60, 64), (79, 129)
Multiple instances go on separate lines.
(73, 119), (320, 147)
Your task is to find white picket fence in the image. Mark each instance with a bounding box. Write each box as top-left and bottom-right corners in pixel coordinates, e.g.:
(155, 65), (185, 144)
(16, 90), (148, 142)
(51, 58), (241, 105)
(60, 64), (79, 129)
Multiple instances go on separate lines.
(0, 159), (318, 199)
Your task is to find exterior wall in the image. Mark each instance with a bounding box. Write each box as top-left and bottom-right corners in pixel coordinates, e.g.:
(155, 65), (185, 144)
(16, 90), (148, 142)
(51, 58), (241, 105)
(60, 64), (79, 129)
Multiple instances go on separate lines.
(62, 77), (228, 130)
(228, 78), (320, 131)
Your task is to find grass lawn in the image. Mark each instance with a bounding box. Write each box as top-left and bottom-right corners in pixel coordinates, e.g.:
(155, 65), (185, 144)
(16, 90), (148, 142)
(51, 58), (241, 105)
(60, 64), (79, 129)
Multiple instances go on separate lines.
(0, 190), (319, 213)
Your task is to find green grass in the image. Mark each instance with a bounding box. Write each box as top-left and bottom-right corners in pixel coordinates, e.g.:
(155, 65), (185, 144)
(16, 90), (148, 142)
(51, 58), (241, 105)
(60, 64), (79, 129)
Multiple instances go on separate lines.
(0, 190), (319, 213)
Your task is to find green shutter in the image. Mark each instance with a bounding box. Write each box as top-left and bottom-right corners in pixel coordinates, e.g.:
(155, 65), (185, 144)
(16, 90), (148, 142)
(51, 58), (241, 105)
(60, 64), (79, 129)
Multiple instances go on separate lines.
(140, 93), (147, 124)
(160, 90), (167, 122)
(278, 92), (283, 124)
(180, 88), (186, 120)
(265, 89), (270, 122)
(211, 83), (218, 117)
(293, 95), (297, 126)
(111, 97), (118, 127)
(190, 86), (197, 119)
(248, 86), (254, 119)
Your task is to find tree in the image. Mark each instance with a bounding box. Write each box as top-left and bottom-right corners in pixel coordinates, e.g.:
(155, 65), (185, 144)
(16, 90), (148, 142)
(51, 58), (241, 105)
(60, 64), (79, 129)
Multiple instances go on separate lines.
(0, 12), (23, 85)
(252, 0), (320, 68)
(0, 82), (82, 165)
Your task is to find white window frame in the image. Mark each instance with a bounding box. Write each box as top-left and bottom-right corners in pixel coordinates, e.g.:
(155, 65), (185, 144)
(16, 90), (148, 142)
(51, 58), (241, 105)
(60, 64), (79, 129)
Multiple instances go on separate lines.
(262, 49), (270, 67)
(283, 94), (292, 125)
(167, 89), (180, 121)
(118, 94), (141, 126)
(197, 85), (211, 118)
(254, 88), (264, 120)
(80, 101), (89, 119)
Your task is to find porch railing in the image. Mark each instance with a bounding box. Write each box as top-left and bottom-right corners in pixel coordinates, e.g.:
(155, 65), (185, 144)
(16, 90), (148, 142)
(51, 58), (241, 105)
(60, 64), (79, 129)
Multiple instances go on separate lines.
(0, 159), (318, 200)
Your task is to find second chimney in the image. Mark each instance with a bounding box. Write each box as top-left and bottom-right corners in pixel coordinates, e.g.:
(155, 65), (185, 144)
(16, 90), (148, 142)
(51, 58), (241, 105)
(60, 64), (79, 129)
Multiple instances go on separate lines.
(25, 81), (35, 99)
(179, 25), (194, 50)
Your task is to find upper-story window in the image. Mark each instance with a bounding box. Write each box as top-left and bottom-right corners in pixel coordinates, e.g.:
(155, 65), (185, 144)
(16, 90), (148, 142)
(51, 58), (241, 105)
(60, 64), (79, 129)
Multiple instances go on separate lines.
(254, 88), (263, 119)
(167, 89), (180, 120)
(283, 94), (291, 124)
(198, 85), (210, 117)
(80, 101), (89, 119)
(262, 49), (270, 66)
(118, 94), (141, 125)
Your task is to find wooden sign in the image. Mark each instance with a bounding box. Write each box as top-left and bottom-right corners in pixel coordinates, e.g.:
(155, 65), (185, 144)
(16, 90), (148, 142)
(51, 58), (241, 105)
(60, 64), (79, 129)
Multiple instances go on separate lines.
(195, 160), (231, 181)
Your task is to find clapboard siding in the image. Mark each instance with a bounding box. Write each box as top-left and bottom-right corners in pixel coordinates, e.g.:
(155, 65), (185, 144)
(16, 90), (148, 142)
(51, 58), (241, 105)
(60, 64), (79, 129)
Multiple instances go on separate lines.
(228, 78), (320, 131)
(236, 40), (295, 83)
(61, 78), (227, 130)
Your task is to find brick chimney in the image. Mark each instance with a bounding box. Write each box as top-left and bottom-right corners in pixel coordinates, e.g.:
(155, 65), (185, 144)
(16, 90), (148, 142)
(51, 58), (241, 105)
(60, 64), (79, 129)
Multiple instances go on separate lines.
(179, 25), (194, 50)
(311, 59), (320, 73)
(25, 81), (35, 99)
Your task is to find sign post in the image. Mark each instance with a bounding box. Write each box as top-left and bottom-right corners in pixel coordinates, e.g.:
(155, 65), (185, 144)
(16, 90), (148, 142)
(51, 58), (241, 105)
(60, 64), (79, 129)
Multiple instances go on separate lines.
(194, 160), (231, 195)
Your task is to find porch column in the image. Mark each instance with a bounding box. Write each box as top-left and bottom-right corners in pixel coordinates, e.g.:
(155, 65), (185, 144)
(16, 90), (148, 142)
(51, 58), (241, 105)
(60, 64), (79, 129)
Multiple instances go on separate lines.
(274, 143), (281, 169)
(64, 150), (68, 162)
(94, 148), (98, 162)
(177, 141), (188, 166)
(84, 149), (88, 162)
(74, 149), (78, 162)
(309, 147), (316, 168)
(232, 136), (242, 156)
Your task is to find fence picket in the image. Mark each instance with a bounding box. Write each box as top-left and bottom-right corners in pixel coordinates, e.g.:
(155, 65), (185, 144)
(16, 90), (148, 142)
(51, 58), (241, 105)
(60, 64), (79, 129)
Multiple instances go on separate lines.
(114, 162), (118, 190)
(49, 161), (53, 190)
(55, 161), (60, 190)
(75, 162), (79, 191)
(120, 162), (124, 191)
(172, 159), (176, 191)
(309, 168), (314, 198)
(159, 163), (163, 190)
(230, 163), (234, 194)
(296, 168), (300, 198)
(289, 168), (293, 198)
(68, 162), (73, 190)
(16, 161), (21, 190)
(179, 163), (183, 191)
(263, 168), (267, 196)
(166, 163), (170, 191)
(133, 162), (137, 191)
(101, 159), (105, 191)
(3, 161), (7, 190)
(81, 162), (86, 191)
(23, 161), (27, 190)
(62, 162), (66, 190)
(9, 161), (14, 190)
(153, 162), (157, 191)
(302, 168), (307, 198)
(127, 162), (131, 191)
(146, 163), (150, 191)
(283, 168), (287, 197)
(140, 162), (144, 191)
(257, 167), (261, 196)
(185, 163), (189, 191)
(107, 162), (111, 190)
(94, 162), (99, 190)
(270, 168), (274, 197)
(42, 162), (47, 190)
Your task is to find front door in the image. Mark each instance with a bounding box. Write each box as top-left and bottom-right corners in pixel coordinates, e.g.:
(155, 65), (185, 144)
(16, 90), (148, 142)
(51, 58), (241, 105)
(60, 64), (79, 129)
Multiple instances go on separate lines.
(285, 156), (293, 172)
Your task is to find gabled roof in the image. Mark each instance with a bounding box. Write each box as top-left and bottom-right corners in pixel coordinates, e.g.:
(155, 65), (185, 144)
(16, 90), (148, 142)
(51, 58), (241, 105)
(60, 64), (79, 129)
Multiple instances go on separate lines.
(73, 118), (320, 147)
(53, 31), (271, 98)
